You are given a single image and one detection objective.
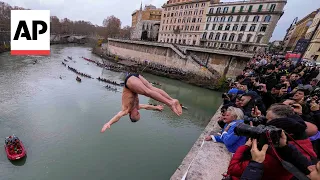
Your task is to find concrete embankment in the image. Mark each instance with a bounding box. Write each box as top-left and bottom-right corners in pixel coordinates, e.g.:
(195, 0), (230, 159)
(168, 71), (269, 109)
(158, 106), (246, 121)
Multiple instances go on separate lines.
(92, 46), (221, 90)
(171, 108), (232, 180)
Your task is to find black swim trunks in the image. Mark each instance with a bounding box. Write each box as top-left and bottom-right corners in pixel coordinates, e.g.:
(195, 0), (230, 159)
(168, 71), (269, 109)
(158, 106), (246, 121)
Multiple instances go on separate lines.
(124, 73), (139, 89)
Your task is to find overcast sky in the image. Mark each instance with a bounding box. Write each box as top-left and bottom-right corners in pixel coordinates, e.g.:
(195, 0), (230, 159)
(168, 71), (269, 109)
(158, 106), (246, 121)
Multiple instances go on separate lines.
(2, 0), (320, 41)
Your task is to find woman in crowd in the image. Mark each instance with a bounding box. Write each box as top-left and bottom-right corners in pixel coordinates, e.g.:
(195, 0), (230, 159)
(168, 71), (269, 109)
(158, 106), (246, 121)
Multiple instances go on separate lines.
(205, 107), (246, 153)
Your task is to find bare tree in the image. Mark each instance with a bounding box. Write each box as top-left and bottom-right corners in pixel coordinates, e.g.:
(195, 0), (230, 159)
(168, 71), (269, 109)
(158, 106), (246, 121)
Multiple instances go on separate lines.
(119, 25), (132, 39)
(102, 15), (121, 38)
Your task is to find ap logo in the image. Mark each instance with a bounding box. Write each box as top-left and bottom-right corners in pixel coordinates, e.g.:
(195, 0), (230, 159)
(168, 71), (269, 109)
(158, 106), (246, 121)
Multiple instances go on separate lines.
(11, 10), (50, 55)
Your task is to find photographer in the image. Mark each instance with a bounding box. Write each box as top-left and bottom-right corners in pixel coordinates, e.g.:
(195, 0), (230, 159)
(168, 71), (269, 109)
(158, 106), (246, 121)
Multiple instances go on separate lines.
(227, 104), (316, 180)
(240, 131), (314, 180)
(205, 107), (246, 153)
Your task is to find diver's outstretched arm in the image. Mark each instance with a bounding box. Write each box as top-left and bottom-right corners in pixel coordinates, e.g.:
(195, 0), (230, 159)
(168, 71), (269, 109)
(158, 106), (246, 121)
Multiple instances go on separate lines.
(101, 110), (129, 133)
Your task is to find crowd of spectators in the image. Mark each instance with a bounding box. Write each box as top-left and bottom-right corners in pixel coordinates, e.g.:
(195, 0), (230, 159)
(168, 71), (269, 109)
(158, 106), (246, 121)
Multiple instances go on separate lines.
(205, 54), (320, 180)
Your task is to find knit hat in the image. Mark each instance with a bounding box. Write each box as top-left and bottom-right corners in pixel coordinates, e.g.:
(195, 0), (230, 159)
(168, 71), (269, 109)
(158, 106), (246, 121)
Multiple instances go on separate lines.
(266, 115), (307, 140)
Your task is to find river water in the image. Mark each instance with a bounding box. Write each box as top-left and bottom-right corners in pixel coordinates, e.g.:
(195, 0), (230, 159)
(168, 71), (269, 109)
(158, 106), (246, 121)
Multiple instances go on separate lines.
(0, 45), (222, 180)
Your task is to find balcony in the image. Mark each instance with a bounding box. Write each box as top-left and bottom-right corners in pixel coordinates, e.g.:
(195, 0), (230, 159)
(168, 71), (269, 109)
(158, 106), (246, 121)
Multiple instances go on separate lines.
(207, 10), (283, 16)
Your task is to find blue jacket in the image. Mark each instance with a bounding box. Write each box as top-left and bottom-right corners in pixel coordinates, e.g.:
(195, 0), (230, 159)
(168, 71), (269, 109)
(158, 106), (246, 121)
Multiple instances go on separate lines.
(212, 120), (246, 153)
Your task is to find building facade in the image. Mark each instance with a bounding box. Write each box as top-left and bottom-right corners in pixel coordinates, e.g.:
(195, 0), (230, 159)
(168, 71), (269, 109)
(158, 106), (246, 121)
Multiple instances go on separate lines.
(304, 10), (320, 61)
(158, 0), (215, 45)
(284, 10), (317, 52)
(131, 4), (162, 27)
(131, 4), (161, 41)
(201, 0), (286, 52)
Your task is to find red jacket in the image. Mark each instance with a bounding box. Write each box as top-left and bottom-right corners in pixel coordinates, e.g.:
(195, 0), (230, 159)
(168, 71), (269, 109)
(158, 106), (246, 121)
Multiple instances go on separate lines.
(227, 139), (316, 180)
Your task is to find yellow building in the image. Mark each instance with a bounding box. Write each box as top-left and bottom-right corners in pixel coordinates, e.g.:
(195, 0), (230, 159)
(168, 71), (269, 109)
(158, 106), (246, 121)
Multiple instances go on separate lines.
(132, 4), (162, 28)
(304, 10), (320, 61)
(285, 10), (317, 51)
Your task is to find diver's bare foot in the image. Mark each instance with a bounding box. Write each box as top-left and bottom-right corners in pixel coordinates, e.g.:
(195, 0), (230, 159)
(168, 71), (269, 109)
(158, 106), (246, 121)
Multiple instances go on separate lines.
(169, 101), (180, 116)
(173, 99), (182, 115)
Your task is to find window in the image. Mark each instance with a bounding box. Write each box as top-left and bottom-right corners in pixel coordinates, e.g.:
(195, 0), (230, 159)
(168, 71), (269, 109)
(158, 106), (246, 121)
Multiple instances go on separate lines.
(212, 24), (216, 30)
(270, 4), (276, 12)
(253, 15), (260, 22)
(221, 17), (225, 22)
(169, 26), (171, 30)
(196, 3), (199, 8)
(202, 32), (207, 39)
(218, 24), (223, 30)
(163, 20), (165, 24)
(209, 32), (214, 39)
(225, 24), (231, 31)
(196, 26), (200, 31)
(229, 33), (235, 41)
(194, 9), (198, 15)
(209, 8), (214, 14)
(236, 16), (241, 22)
(200, 10), (204, 15)
(260, 25), (267, 32)
(223, 7), (229, 13)
(181, 5), (183, 9)
(189, 11), (192, 15)
(258, 5), (263, 12)
(222, 33), (228, 41)
(249, 24), (256, 32)
(214, 17), (219, 22)
(198, 18), (202, 22)
(240, 6), (244, 12)
(190, 26), (194, 31)
(240, 24), (247, 31)
(185, 26), (189, 30)
(164, 14), (166, 17)
(216, 7), (221, 13)
(205, 24), (210, 30)
(246, 34), (252, 42)
(256, 35), (263, 43)
(264, 15), (271, 22)
(237, 34), (243, 42)
(248, 5), (253, 12)
(185, 5), (188, 9)
(232, 6), (236, 13)
(232, 24), (238, 31)
(215, 33), (221, 40)
(174, 18), (177, 23)
(228, 16), (233, 22)
(192, 18), (196, 22)
(182, 18), (186, 23)
(201, 3), (205, 7)
(244, 15), (249, 22)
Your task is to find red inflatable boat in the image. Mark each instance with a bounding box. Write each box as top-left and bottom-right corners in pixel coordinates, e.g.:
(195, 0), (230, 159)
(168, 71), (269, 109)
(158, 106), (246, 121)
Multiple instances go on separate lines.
(4, 135), (26, 160)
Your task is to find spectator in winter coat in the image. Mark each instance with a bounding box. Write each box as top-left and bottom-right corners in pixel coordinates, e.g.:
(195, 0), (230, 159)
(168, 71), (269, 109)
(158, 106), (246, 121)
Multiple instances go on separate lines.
(205, 107), (246, 153)
(227, 104), (316, 180)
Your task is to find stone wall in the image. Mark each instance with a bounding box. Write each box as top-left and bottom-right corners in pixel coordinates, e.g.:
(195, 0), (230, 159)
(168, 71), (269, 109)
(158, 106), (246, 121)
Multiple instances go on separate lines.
(106, 39), (251, 78)
(171, 107), (232, 180)
(108, 41), (210, 76)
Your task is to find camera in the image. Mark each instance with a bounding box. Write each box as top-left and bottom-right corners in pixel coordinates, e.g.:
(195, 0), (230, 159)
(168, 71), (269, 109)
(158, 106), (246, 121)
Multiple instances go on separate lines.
(234, 123), (282, 147)
(243, 116), (267, 126)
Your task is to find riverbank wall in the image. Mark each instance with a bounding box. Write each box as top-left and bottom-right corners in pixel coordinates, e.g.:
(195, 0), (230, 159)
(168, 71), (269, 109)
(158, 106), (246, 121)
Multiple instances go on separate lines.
(92, 46), (221, 90)
(171, 108), (232, 180)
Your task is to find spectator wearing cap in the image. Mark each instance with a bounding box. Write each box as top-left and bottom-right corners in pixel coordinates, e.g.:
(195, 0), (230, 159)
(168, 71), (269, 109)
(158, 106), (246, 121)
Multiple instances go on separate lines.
(239, 91), (266, 117)
(260, 64), (278, 91)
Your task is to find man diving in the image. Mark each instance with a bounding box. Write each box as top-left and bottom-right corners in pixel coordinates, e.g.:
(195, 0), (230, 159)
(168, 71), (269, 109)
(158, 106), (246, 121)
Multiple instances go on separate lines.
(101, 73), (182, 133)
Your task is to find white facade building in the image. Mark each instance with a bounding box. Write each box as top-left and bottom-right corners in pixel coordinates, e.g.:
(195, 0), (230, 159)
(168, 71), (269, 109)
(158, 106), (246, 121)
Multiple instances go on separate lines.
(201, 0), (287, 52)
